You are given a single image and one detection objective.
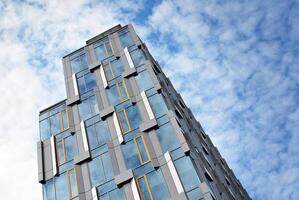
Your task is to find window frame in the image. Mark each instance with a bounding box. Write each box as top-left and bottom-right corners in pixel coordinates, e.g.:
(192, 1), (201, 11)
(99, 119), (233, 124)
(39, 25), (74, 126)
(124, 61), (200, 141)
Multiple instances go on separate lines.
(136, 175), (153, 200)
(56, 139), (67, 165)
(134, 135), (151, 165)
(116, 109), (132, 134)
(49, 109), (70, 134)
(94, 37), (114, 61)
(67, 168), (79, 199)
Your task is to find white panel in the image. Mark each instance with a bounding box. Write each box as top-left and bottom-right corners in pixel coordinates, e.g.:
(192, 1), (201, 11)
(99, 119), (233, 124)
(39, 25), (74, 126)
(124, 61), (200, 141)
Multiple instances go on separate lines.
(113, 112), (124, 144)
(100, 65), (108, 88)
(164, 152), (184, 194)
(131, 178), (141, 200)
(91, 187), (98, 200)
(80, 120), (89, 152)
(141, 91), (155, 120)
(50, 136), (57, 176)
(124, 47), (135, 68)
(72, 73), (79, 96)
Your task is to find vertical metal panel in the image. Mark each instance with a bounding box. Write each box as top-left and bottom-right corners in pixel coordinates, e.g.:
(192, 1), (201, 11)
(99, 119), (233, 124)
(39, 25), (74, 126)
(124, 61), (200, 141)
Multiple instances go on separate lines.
(141, 91), (155, 120)
(130, 178), (141, 200)
(113, 112), (124, 144)
(124, 47), (135, 68)
(80, 120), (89, 152)
(50, 135), (57, 176)
(72, 73), (79, 96)
(99, 65), (108, 88)
(164, 152), (184, 194)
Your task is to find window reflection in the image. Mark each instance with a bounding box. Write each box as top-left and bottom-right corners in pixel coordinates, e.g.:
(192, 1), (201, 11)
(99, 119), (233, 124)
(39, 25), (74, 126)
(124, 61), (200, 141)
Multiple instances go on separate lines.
(71, 53), (88, 74)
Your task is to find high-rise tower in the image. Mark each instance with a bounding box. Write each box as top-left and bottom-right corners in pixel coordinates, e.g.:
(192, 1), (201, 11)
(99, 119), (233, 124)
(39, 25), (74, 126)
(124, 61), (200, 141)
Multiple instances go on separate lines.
(37, 24), (251, 200)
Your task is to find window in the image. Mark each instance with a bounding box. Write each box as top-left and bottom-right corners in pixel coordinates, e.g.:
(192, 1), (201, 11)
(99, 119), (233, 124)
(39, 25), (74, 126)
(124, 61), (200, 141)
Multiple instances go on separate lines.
(99, 188), (126, 200)
(156, 122), (180, 153)
(43, 179), (55, 200)
(77, 73), (97, 94)
(55, 173), (69, 200)
(88, 152), (114, 187)
(119, 31), (134, 48)
(136, 70), (154, 92)
(95, 38), (114, 61)
(107, 80), (129, 105)
(67, 168), (78, 199)
(148, 94), (168, 118)
(86, 120), (111, 150)
(39, 109), (69, 141)
(130, 49), (145, 67)
(71, 53), (88, 74)
(79, 95), (99, 121)
(56, 135), (78, 165)
(122, 135), (150, 169)
(116, 105), (142, 134)
(103, 59), (124, 81)
(136, 169), (170, 200)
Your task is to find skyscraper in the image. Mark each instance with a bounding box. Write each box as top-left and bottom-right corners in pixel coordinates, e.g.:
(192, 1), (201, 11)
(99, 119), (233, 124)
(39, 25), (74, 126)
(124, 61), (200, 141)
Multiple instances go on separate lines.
(37, 24), (251, 200)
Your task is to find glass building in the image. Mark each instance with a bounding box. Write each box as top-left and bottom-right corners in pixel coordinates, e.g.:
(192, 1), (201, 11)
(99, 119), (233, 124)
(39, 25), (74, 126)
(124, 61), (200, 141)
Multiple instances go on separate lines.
(37, 24), (251, 200)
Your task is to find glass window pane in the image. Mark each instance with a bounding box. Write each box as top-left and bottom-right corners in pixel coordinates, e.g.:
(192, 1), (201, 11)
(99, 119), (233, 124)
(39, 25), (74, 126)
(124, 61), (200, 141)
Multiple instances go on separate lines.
(109, 188), (126, 200)
(40, 119), (51, 141)
(71, 54), (88, 74)
(77, 76), (86, 93)
(130, 49), (145, 67)
(94, 121), (111, 146)
(79, 99), (89, 121)
(55, 173), (69, 200)
(187, 188), (203, 200)
(43, 179), (55, 200)
(126, 106), (142, 130)
(61, 110), (68, 130)
(149, 94), (168, 118)
(118, 81), (129, 101)
(85, 73), (97, 91)
(107, 84), (120, 105)
(111, 59), (124, 79)
(156, 123), (180, 153)
(120, 32), (134, 48)
(136, 136), (149, 163)
(64, 136), (77, 161)
(57, 141), (65, 165)
(174, 157), (200, 192)
(118, 110), (130, 133)
(138, 177), (151, 200)
(136, 70), (154, 92)
(95, 44), (106, 61)
(102, 152), (114, 180)
(147, 170), (170, 200)
(89, 95), (99, 116)
(69, 169), (78, 198)
(103, 63), (113, 80)
(87, 125), (98, 150)
(89, 156), (105, 186)
(50, 113), (61, 135)
(122, 140), (140, 169)
(105, 40), (113, 56)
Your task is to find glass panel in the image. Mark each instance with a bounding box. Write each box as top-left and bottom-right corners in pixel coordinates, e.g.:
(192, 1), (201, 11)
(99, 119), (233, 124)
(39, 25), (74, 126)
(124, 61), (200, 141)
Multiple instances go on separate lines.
(69, 169), (78, 198)
(87, 125), (98, 150)
(40, 119), (51, 141)
(102, 152), (114, 180)
(57, 140), (65, 165)
(77, 76), (85, 93)
(156, 122), (180, 153)
(95, 44), (106, 61)
(85, 73), (97, 91)
(138, 176), (151, 200)
(120, 31), (134, 48)
(103, 63), (113, 80)
(174, 157), (200, 192)
(94, 121), (111, 146)
(43, 179), (55, 200)
(187, 188), (203, 200)
(149, 94), (168, 118)
(118, 81), (129, 101)
(50, 113), (61, 135)
(105, 40), (113, 56)
(71, 54), (88, 74)
(136, 70), (154, 92)
(118, 110), (130, 133)
(126, 106), (142, 130)
(89, 95), (99, 116)
(122, 140), (140, 169)
(107, 84), (120, 105)
(109, 188), (126, 200)
(135, 136), (149, 163)
(64, 136), (77, 162)
(111, 59), (124, 79)
(89, 156), (105, 186)
(61, 110), (68, 130)
(130, 49), (145, 67)
(79, 98), (90, 121)
(147, 170), (170, 200)
(55, 173), (69, 200)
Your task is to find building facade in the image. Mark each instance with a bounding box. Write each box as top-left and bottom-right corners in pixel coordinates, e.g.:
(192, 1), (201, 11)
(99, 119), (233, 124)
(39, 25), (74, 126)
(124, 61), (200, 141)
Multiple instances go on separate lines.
(37, 24), (251, 200)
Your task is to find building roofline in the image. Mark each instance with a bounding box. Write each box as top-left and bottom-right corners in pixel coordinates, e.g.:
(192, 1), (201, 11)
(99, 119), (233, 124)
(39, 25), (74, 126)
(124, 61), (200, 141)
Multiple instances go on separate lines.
(39, 99), (66, 114)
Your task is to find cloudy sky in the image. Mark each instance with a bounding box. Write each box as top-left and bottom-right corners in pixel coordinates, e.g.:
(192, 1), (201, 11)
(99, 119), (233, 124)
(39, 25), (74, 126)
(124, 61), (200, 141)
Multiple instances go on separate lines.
(0, 0), (298, 199)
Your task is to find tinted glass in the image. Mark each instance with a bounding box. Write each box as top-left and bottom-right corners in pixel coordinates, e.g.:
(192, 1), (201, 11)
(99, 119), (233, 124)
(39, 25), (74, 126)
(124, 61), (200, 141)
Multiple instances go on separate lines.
(64, 136), (77, 161)
(147, 170), (170, 200)
(109, 188), (126, 200)
(55, 173), (68, 200)
(40, 119), (51, 141)
(136, 136), (149, 163)
(156, 122), (180, 153)
(94, 121), (111, 146)
(131, 49), (145, 67)
(149, 94), (168, 118)
(79, 99), (89, 121)
(136, 70), (154, 92)
(43, 179), (55, 200)
(120, 32), (134, 48)
(122, 140), (140, 169)
(71, 54), (88, 73)
(118, 110), (130, 133)
(126, 106), (141, 130)
(138, 177), (151, 200)
(57, 141), (65, 165)
(85, 73), (97, 91)
(187, 188), (203, 200)
(111, 59), (124, 79)
(50, 113), (61, 135)
(69, 169), (78, 197)
(107, 84), (120, 105)
(61, 110), (68, 130)
(95, 44), (106, 61)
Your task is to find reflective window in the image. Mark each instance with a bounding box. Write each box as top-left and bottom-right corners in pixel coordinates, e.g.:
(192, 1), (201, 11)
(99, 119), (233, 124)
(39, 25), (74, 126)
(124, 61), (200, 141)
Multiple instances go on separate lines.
(86, 121), (111, 150)
(88, 152), (114, 187)
(148, 94), (168, 118)
(117, 105), (141, 134)
(136, 70), (154, 92)
(99, 188), (126, 200)
(122, 135), (150, 169)
(79, 95), (99, 121)
(43, 179), (55, 200)
(95, 38), (114, 61)
(71, 53), (88, 74)
(50, 113), (61, 135)
(40, 118), (50, 141)
(68, 168), (78, 199)
(119, 31), (134, 48)
(56, 135), (78, 165)
(107, 80), (129, 105)
(77, 73), (97, 94)
(137, 169), (170, 200)
(130, 49), (145, 67)
(103, 59), (124, 81)
(174, 156), (201, 192)
(156, 122), (180, 153)
(55, 173), (69, 200)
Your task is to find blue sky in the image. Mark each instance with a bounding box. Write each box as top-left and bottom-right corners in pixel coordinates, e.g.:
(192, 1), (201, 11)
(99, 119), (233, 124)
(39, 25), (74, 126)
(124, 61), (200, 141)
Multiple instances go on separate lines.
(0, 0), (298, 199)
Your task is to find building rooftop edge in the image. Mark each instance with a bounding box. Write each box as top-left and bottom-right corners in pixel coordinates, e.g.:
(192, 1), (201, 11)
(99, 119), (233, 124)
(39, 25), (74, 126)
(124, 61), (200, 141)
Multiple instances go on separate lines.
(39, 98), (66, 114)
